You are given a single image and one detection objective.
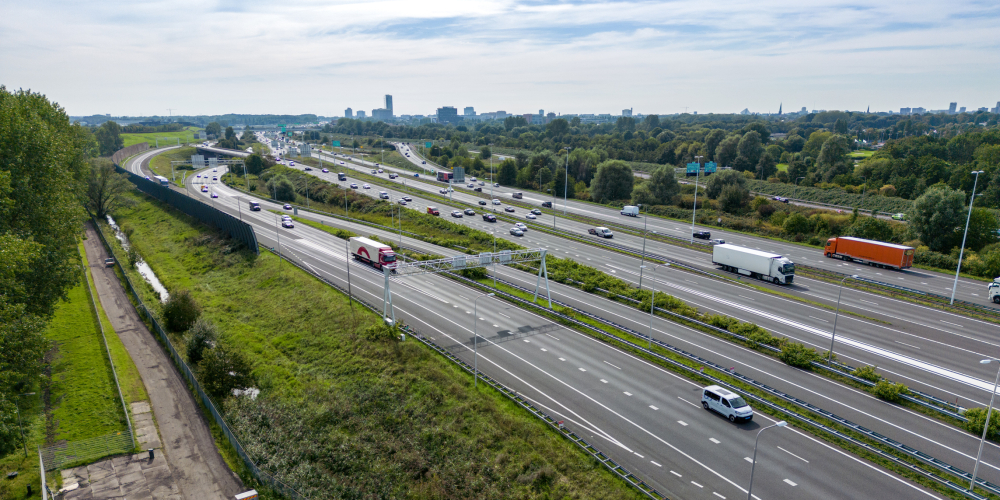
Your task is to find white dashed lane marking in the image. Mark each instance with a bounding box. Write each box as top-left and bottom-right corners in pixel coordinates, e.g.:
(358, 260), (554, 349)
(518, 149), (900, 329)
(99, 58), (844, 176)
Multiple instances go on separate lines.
(784, 479), (798, 487)
(709, 438), (720, 444)
(678, 421), (688, 426)
(624, 392), (633, 396)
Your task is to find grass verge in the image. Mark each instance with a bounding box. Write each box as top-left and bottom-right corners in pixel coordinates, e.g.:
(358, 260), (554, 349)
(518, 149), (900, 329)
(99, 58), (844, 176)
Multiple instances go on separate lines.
(106, 190), (647, 499)
(121, 127), (202, 147)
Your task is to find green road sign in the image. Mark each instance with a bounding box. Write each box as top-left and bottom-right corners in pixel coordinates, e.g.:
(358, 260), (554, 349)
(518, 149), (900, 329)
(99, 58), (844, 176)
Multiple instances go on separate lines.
(332, 141), (341, 147)
(425, 141), (432, 148)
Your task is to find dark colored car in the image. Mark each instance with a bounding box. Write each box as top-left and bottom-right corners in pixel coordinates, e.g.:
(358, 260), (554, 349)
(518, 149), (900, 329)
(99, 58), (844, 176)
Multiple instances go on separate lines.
(504, 206), (515, 213)
(474, 187), (482, 192)
(483, 214), (497, 222)
(479, 200), (487, 205)
(693, 231), (711, 240)
(541, 201), (552, 208)
(464, 208), (476, 216)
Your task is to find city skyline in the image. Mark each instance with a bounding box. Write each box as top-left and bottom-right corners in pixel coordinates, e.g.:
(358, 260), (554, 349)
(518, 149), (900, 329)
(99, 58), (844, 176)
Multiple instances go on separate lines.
(4, 1), (999, 116)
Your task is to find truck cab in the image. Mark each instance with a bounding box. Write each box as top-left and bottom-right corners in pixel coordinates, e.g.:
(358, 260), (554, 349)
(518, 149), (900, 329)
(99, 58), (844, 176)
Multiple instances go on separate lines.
(990, 279), (1000, 304)
(248, 201), (261, 211)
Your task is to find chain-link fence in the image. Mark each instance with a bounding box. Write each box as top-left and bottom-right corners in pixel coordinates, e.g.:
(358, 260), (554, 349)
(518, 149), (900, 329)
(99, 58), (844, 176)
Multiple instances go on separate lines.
(39, 433), (133, 471)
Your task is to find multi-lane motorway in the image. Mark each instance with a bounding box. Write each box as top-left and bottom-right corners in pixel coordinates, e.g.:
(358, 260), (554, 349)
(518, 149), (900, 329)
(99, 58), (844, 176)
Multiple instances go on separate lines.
(123, 146), (952, 498)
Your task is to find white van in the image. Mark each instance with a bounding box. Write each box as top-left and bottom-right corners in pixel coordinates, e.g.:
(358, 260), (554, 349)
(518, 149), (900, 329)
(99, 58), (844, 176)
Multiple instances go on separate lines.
(701, 385), (753, 422)
(621, 205), (639, 216)
(379, 191), (389, 199)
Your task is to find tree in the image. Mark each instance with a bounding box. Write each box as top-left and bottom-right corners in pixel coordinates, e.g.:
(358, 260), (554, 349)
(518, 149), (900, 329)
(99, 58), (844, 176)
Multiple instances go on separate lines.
(497, 159), (518, 185)
(911, 186), (966, 251)
(198, 343), (255, 400)
(847, 216), (893, 241)
(643, 115), (660, 130)
(266, 175), (296, 201)
(94, 120), (124, 156)
(615, 117), (636, 133)
(546, 118), (569, 138)
(84, 158), (135, 218)
(736, 131), (764, 170)
(163, 289), (200, 332)
(631, 183), (657, 206)
(965, 207), (1000, 251)
(784, 134), (805, 153)
(514, 151), (529, 169)
(205, 122), (222, 138)
(185, 318), (219, 366)
(756, 151), (777, 180)
(715, 135), (740, 168)
(834, 118), (849, 134)
(718, 184), (749, 212)
(479, 147), (491, 160)
(783, 212), (812, 235)
(705, 169), (747, 199)
(590, 160), (634, 202)
(1, 87), (90, 317)
(816, 135), (852, 182)
(740, 122), (770, 143)
(504, 116), (527, 131)
(703, 130), (726, 161)
(552, 167), (575, 198)
(245, 153), (265, 176)
(647, 165), (680, 204)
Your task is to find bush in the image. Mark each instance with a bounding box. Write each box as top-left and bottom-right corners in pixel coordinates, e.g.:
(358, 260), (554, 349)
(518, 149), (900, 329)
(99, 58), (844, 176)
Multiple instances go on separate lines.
(185, 318), (218, 366)
(362, 323), (397, 342)
(163, 289), (200, 332)
(198, 343), (255, 400)
(459, 267), (488, 279)
(964, 407), (1000, 441)
(778, 342), (821, 368)
(872, 380), (908, 403)
(851, 365), (881, 382)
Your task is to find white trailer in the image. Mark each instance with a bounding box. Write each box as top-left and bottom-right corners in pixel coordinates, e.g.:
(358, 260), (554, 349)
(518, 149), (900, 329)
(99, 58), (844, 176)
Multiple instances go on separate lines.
(349, 236), (397, 270)
(712, 244), (795, 285)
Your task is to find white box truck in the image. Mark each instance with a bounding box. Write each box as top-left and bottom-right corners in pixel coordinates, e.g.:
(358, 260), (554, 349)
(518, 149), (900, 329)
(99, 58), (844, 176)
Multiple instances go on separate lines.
(621, 205), (639, 216)
(712, 244), (795, 285)
(349, 236), (397, 270)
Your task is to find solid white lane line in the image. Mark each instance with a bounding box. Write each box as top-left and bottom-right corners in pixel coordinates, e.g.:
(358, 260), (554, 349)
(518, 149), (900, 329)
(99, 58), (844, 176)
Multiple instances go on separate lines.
(777, 446), (809, 463)
(624, 392), (633, 396)
(895, 341), (921, 350)
(941, 320), (963, 327)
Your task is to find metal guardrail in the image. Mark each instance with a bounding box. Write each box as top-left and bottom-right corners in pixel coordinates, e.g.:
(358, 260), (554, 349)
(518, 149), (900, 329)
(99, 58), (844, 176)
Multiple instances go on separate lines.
(259, 246), (668, 500)
(447, 272), (998, 499)
(92, 219), (308, 499)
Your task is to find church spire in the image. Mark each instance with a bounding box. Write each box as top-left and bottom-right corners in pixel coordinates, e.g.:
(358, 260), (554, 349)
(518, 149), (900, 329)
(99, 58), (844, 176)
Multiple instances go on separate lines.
(778, 103), (782, 115)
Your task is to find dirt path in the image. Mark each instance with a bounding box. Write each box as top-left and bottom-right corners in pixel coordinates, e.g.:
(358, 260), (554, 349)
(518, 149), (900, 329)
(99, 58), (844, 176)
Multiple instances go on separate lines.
(82, 221), (243, 499)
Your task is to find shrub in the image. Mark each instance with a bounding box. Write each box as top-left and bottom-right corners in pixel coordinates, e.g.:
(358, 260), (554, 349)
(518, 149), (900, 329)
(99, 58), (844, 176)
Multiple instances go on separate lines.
(963, 407), (1000, 440)
(185, 318), (218, 366)
(163, 289), (200, 332)
(459, 267), (488, 279)
(198, 343), (255, 400)
(362, 323), (397, 342)
(850, 365), (881, 382)
(872, 380), (908, 403)
(778, 342), (821, 368)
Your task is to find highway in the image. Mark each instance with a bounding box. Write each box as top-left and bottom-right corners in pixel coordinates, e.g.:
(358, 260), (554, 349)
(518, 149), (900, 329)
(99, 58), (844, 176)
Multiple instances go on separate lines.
(247, 145), (1000, 484)
(126, 146), (946, 499)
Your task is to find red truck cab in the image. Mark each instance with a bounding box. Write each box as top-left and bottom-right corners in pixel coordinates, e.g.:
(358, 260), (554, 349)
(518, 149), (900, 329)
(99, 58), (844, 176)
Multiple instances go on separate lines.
(427, 206), (439, 216)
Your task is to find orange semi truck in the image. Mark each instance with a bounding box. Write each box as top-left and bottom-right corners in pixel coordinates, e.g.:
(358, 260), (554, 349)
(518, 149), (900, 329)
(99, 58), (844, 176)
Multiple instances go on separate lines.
(824, 236), (914, 270)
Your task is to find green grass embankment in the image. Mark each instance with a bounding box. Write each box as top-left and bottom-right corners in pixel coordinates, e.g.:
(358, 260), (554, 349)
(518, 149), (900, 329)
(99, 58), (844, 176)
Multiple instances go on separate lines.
(148, 146), (198, 185)
(121, 127), (202, 147)
(108, 191), (645, 499)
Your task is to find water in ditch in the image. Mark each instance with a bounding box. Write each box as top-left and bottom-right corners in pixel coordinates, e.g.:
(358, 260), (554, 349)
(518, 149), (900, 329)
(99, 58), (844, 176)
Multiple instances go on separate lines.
(106, 215), (170, 303)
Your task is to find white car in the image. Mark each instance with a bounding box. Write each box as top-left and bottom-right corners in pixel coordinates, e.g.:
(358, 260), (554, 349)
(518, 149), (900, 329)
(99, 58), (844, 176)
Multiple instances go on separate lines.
(467, 183), (475, 188)
(526, 213), (537, 219)
(492, 199), (501, 205)
(363, 184), (371, 189)
(702, 385), (753, 422)
(514, 223), (528, 232)
(281, 220), (294, 228)
(378, 169), (383, 173)
(510, 227), (524, 236)
(213, 168), (218, 172)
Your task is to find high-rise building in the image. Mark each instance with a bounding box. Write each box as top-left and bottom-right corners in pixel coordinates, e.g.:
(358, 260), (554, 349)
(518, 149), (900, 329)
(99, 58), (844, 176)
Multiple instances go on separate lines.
(959, 106), (967, 113)
(436, 106), (461, 124)
(622, 108), (633, 117)
(372, 108), (392, 121)
(994, 102), (1000, 114)
(912, 107), (926, 114)
(464, 106), (476, 116)
(384, 95), (393, 114)
(356, 110), (367, 118)
(900, 107), (911, 115)
(496, 111), (507, 120)
(345, 107), (353, 118)
(546, 112), (556, 123)
(949, 102), (958, 114)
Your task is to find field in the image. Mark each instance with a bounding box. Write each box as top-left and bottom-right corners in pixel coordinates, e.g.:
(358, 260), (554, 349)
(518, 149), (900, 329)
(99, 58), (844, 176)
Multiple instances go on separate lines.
(107, 191), (644, 499)
(148, 146), (198, 182)
(121, 126), (203, 147)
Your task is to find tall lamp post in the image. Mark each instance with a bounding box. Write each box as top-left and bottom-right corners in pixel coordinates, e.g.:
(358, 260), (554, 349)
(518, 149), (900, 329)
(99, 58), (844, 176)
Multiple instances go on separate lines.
(548, 189), (556, 229)
(746, 421), (788, 500)
(970, 358), (1000, 493)
(637, 205), (650, 290)
(951, 170), (985, 305)
(14, 392), (35, 457)
(690, 155), (704, 243)
(489, 143), (495, 202)
(828, 274), (859, 365)
(473, 292), (496, 388)
(562, 147), (571, 215)
(642, 263), (670, 349)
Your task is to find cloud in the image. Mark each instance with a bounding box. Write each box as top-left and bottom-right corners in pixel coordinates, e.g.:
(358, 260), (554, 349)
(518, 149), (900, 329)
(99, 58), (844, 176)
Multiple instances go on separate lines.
(1, 0), (998, 116)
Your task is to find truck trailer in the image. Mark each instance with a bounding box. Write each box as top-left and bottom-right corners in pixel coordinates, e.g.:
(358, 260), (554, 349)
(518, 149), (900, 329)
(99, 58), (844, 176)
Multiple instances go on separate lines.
(349, 237), (397, 270)
(824, 237), (914, 270)
(712, 244), (795, 285)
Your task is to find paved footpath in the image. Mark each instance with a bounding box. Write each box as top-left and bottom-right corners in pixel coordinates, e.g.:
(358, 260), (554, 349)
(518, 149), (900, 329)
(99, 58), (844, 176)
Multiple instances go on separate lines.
(82, 221), (243, 499)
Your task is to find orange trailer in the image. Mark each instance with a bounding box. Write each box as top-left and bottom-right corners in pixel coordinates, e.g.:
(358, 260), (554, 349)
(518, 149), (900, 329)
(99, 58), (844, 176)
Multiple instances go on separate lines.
(824, 236), (914, 270)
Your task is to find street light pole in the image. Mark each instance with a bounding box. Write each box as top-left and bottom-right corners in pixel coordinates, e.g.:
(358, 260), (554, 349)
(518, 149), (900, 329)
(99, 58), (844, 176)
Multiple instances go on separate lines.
(970, 358), (1000, 493)
(473, 292), (496, 388)
(746, 421), (788, 500)
(951, 170), (985, 305)
(828, 274), (859, 365)
(563, 147), (571, 215)
(638, 204), (649, 290)
(643, 263), (670, 349)
(691, 156), (704, 243)
(14, 392), (35, 457)
(346, 240), (354, 312)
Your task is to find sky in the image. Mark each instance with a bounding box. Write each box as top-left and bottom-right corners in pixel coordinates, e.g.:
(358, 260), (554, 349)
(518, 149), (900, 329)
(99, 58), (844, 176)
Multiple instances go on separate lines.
(2, 0), (999, 118)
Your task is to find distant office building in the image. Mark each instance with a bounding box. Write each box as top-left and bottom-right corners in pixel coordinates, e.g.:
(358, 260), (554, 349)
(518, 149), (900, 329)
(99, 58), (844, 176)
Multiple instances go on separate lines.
(960, 106), (967, 113)
(949, 102), (958, 114)
(546, 112), (556, 123)
(436, 106), (461, 124)
(495, 111), (507, 120)
(372, 108), (392, 121)
(345, 108), (353, 118)
(912, 107), (925, 114)
(522, 113), (534, 125)
(800, 107), (807, 113)
(464, 106), (476, 116)
(900, 107), (911, 115)
(622, 108), (632, 117)
(384, 95), (393, 114)
(994, 102), (1000, 113)
(356, 110), (366, 118)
